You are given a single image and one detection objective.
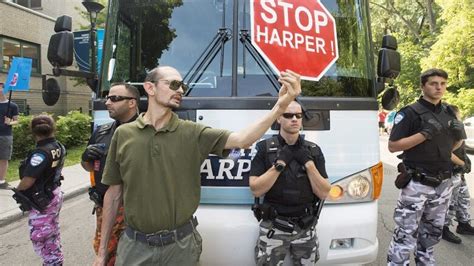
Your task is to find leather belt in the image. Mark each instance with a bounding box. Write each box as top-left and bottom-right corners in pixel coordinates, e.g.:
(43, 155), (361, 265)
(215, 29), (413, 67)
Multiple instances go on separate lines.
(125, 217), (198, 247)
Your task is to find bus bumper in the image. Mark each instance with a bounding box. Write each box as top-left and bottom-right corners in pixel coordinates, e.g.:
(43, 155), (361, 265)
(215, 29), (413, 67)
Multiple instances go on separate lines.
(196, 200), (378, 266)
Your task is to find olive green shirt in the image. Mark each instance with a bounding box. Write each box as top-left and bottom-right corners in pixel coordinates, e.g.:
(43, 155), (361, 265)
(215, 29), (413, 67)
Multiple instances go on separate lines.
(102, 113), (231, 233)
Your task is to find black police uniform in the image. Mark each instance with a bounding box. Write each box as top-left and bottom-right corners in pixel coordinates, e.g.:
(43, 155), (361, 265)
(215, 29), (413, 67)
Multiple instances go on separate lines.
(250, 134), (328, 220)
(390, 97), (457, 176)
(86, 115), (138, 204)
(387, 97), (464, 265)
(18, 137), (65, 210)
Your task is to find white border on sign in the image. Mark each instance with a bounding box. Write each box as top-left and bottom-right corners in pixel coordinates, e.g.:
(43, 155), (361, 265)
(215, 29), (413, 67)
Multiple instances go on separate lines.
(250, 0), (339, 81)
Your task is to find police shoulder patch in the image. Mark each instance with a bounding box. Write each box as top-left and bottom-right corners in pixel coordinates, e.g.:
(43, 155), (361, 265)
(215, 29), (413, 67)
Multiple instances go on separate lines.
(394, 112), (405, 125)
(30, 153), (46, 167)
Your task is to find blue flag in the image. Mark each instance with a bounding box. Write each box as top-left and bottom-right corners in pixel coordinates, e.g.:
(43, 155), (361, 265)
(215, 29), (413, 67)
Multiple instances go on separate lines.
(3, 57), (33, 93)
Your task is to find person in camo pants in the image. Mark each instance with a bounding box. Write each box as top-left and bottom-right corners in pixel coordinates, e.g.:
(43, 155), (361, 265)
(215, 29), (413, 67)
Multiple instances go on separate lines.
(15, 115), (66, 265)
(442, 105), (474, 244)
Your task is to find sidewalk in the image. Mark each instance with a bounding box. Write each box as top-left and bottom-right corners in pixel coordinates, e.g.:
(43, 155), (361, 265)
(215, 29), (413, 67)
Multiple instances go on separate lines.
(0, 164), (90, 227)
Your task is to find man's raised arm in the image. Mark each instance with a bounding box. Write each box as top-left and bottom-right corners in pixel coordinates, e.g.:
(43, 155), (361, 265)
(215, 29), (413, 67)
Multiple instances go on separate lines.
(225, 70), (301, 149)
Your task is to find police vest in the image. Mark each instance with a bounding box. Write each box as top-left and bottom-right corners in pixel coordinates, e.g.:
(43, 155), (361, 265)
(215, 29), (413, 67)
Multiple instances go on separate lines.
(261, 136), (319, 216)
(21, 140), (66, 196)
(404, 102), (456, 167)
(91, 121), (117, 195)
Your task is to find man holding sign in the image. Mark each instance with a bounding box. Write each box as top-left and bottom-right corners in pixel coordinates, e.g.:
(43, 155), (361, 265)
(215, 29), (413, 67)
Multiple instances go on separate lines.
(1, 57), (33, 189)
(0, 82), (19, 189)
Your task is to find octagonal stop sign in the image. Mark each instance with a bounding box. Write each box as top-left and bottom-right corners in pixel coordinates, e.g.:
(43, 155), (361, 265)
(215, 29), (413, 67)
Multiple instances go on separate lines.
(251, 0), (338, 81)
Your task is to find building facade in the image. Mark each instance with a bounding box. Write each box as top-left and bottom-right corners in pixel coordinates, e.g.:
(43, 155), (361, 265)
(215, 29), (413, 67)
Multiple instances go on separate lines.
(1, 0), (94, 115)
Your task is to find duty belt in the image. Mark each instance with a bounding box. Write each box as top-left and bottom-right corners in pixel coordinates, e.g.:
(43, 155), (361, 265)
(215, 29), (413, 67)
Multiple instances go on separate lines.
(410, 170), (451, 182)
(125, 216), (198, 247)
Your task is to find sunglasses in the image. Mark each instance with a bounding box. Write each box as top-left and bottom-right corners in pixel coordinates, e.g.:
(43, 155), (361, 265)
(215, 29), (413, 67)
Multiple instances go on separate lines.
(106, 95), (136, 102)
(282, 113), (303, 119)
(152, 79), (189, 93)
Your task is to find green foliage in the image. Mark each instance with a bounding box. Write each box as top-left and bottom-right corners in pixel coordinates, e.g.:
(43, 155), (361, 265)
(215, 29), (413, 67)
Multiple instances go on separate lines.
(56, 111), (92, 148)
(12, 115), (35, 159)
(11, 112), (92, 160)
(443, 88), (474, 118)
(421, 0), (474, 89)
(370, 0), (473, 111)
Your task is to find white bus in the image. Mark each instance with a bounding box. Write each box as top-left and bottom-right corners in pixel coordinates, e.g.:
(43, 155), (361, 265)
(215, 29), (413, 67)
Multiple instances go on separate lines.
(46, 0), (400, 264)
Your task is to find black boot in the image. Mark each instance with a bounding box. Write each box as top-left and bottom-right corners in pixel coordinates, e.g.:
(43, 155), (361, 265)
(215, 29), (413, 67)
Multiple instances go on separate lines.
(456, 222), (474, 235)
(442, 226), (462, 244)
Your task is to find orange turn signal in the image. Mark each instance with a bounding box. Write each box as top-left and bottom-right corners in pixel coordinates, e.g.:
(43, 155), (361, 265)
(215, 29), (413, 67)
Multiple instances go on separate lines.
(328, 185), (344, 200)
(370, 162), (384, 199)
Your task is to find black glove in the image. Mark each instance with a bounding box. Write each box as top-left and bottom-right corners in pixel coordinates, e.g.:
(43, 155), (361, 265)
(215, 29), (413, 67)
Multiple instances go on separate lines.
(449, 119), (467, 140)
(420, 118), (442, 140)
(82, 144), (106, 162)
(276, 145), (293, 164)
(293, 146), (313, 165)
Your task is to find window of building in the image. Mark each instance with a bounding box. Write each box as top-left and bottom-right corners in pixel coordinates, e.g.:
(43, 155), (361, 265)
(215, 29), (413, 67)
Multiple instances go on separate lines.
(1, 37), (40, 74)
(13, 0), (42, 9)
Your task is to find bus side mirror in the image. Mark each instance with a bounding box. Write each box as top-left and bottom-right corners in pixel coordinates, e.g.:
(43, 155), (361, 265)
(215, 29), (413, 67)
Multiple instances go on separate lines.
(42, 76), (61, 106)
(381, 86), (400, 111)
(377, 35), (400, 79)
(377, 35), (401, 111)
(47, 16), (73, 67)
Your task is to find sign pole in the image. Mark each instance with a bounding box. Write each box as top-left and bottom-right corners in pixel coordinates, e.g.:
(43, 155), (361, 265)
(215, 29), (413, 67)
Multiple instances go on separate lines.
(5, 90), (12, 119)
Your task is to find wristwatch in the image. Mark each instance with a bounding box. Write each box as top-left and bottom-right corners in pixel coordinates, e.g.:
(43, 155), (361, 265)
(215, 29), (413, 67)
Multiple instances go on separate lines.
(273, 161), (286, 172)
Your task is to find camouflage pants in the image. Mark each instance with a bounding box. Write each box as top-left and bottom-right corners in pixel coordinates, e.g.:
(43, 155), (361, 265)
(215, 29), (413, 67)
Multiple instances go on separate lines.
(28, 187), (63, 265)
(93, 205), (125, 266)
(445, 173), (471, 226)
(387, 178), (453, 266)
(255, 219), (319, 266)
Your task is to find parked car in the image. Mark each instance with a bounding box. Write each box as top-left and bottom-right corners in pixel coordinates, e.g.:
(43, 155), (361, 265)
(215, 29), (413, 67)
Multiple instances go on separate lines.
(464, 116), (474, 151)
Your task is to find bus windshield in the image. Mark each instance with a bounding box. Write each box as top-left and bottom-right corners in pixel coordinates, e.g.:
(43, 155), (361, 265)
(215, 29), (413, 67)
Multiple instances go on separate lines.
(101, 0), (374, 98)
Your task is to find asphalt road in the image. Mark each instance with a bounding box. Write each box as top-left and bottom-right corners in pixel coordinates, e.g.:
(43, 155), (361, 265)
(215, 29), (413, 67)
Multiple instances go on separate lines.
(0, 137), (473, 265)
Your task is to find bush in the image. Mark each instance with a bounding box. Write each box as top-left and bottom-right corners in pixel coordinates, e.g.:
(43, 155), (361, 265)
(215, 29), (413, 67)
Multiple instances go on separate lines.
(11, 111), (91, 160)
(56, 111), (92, 148)
(12, 115), (35, 159)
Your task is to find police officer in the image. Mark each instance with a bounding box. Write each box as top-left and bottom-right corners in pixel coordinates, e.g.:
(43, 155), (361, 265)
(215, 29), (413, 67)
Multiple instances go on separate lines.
(387, 69), (466, 265)
(442, 105), (474, 244)
(249, 101), (331, 266)
(13, 114), (65, 265)
(81, 83), (139, 266)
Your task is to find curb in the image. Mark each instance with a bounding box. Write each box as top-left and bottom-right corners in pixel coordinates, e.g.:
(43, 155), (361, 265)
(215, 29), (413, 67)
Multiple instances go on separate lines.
(0, 185), (88, 227)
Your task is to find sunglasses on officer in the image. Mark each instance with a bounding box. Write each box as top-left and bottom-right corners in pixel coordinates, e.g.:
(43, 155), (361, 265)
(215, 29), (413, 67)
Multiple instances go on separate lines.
(151, 79), (189, 93)
(282, 113), (303, 119)
(106, 95), (136, 102)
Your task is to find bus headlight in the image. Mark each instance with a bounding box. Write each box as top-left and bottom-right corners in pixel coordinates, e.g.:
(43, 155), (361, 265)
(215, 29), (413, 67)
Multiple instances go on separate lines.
(347, 176), (370, 199)
(326, 162), (383, 203)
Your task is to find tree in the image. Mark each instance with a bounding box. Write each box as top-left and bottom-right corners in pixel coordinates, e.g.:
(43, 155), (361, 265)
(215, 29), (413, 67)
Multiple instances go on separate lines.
(421, 0), (474, 90)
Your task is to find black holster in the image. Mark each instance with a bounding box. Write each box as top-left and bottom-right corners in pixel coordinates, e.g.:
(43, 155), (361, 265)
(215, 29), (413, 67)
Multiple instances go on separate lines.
(252, 200), (277, 222)
(273, 217), (295, 233)
(11, 188), (43, 212)
(298, 215), (316, 229)
(395, 163), (411, 189)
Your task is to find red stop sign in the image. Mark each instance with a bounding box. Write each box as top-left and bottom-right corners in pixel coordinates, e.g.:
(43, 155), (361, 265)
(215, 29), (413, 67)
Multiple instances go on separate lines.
(251, 0), (338, 81)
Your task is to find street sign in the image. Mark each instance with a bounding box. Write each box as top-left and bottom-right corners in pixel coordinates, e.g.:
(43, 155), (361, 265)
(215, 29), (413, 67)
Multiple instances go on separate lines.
(251, 0), (338, 81)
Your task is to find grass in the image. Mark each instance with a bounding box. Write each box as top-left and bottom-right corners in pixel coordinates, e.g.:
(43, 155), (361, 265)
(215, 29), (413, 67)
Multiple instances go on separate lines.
(6, 144), (86, 183)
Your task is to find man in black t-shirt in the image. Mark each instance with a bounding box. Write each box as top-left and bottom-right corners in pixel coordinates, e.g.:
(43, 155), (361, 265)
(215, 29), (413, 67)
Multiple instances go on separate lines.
(0, 83), (19, 189)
